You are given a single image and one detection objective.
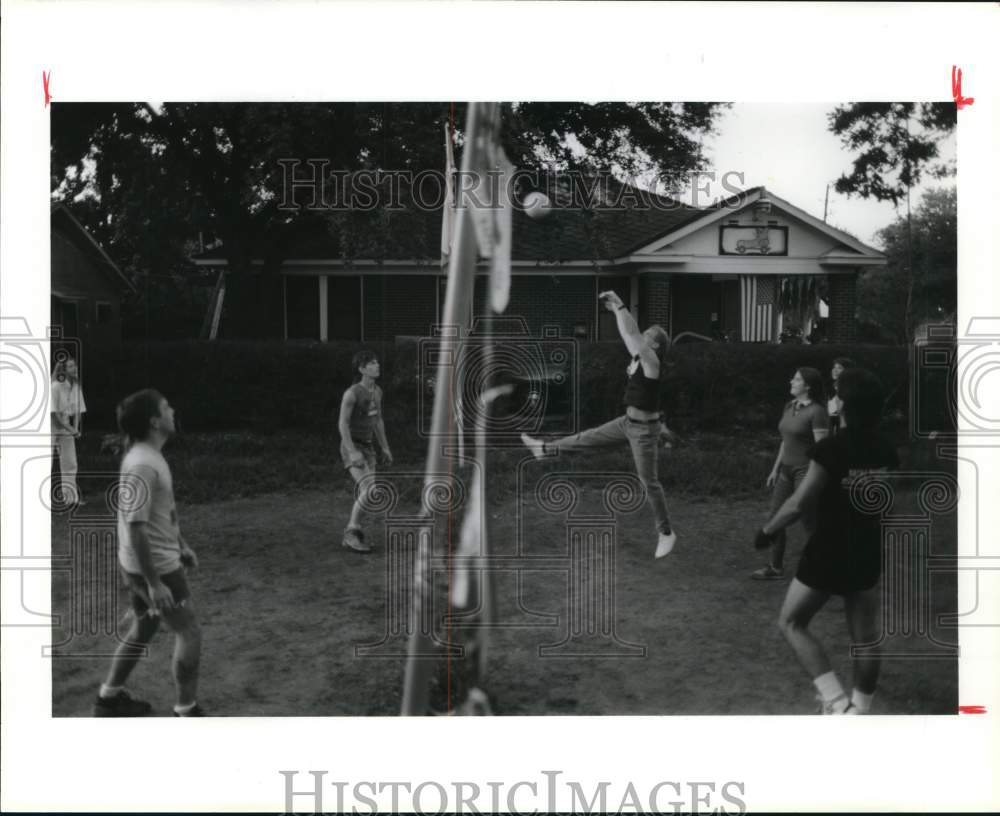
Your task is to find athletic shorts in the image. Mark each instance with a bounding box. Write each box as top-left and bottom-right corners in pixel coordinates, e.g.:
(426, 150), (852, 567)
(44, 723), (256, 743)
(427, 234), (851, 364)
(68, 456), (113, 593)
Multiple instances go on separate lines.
(341, 442), (376, 472)
(796, 536), (881, 596)
(122, 567), (191, 617)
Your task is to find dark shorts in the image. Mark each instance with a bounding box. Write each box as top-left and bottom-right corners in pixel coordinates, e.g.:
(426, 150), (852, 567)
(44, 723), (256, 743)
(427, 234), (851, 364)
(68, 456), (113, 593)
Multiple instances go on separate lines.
(796, 536), (880, 596)
(123, 567), (191, 617)
(341, 442), (377, 472)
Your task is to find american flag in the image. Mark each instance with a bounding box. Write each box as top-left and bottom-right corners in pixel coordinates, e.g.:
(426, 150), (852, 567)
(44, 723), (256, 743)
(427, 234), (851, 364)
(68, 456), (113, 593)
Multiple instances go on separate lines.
(740, 276), (775, 342)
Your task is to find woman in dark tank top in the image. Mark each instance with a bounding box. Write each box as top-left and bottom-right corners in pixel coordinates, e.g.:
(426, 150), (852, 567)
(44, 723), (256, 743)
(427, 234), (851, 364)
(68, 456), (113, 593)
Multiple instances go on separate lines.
(753, 368), (899, 714)
(521, 289), (678, 560)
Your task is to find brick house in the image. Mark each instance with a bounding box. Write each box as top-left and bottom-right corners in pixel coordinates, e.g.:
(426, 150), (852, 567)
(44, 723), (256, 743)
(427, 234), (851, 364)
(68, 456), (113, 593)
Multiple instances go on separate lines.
(191, 186), (884, 344)
(50, 203), (135, 386)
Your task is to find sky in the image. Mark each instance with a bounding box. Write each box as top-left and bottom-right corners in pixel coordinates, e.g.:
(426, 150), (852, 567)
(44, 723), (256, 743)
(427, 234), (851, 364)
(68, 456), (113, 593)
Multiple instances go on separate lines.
(675, 102), (956, 249)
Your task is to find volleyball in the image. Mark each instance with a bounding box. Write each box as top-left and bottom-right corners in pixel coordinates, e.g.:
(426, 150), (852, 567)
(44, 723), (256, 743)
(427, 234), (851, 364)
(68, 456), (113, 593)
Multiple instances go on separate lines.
(522, 191), (552, 220)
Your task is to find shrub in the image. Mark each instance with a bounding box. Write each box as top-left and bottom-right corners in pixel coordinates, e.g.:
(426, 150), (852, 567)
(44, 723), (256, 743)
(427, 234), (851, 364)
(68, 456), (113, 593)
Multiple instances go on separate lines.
(573, 341), (909, 433)
(87, 339), (912, 442)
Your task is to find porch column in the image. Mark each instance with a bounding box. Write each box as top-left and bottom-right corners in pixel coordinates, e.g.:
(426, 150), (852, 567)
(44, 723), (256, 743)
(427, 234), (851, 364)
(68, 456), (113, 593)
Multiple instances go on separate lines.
(827, 271), (858, 344)
(638, 273), (671, 333)
(318, 275), (329, 341)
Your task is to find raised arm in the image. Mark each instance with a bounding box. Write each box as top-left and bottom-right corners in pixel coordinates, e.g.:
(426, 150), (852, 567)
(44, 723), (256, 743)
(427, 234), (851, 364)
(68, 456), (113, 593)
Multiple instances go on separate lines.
(599, 290), (651, 363)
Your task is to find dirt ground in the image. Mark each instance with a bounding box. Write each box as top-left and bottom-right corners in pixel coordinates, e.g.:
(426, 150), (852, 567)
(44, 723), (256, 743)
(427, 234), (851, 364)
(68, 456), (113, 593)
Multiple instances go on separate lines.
(51, 469), (958, 717)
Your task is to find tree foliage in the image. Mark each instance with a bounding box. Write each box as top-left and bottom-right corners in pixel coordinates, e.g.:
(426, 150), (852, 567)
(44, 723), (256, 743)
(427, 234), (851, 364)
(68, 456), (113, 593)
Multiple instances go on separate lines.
(828, 102), (955, 205)
(858, 187), (957, 343)
(51, 102), (727, 338)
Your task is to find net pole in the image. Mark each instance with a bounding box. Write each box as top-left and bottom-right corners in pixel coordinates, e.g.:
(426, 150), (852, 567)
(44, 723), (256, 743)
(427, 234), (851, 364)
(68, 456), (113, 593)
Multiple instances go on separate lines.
(401, 103), (492, 716)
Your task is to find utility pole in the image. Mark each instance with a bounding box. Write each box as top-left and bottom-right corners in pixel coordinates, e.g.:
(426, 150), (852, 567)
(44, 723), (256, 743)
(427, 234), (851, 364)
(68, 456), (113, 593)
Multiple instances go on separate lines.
(823, 184), (830, 223)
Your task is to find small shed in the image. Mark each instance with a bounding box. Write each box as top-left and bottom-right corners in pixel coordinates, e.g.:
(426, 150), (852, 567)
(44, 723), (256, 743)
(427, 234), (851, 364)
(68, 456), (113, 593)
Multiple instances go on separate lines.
(50, 203), (135, 397)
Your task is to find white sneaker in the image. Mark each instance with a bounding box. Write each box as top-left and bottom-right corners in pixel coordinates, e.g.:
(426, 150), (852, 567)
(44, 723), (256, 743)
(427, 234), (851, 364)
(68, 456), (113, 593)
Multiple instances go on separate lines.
(655, 530), (677, 559)
(520, 433), (545, 460)
(819, 693), (851, 715)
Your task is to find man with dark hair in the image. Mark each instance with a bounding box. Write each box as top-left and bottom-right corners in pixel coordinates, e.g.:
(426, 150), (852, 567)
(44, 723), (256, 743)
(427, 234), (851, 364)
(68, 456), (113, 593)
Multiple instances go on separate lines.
(93, 389), (205, 717)
(338, 351), (393, 552)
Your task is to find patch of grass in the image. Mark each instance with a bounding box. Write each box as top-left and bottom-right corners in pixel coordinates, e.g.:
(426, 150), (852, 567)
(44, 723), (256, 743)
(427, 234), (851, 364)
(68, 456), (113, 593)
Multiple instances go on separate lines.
(139, 429), (768, 505)
(76, 427), (936, 508)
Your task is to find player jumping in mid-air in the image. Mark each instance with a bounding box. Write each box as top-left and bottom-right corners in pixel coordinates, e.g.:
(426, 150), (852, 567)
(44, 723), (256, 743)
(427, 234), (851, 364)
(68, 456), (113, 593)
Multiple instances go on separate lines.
(754, 368), (899, 714)
(521, 290), (677, 559)
(338, 350), (393, 553)
(93, 389), (205, 717)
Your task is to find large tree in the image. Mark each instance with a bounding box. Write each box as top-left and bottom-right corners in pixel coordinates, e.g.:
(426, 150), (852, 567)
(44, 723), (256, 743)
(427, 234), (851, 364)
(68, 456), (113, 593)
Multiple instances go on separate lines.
(828, 102), (955, 340)
(51, 102), (727, 337)
(858, 187), (956, 343)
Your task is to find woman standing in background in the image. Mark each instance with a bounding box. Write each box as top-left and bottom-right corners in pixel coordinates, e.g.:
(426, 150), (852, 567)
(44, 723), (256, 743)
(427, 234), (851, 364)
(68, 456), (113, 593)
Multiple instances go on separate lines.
(752, 367), (828, 580)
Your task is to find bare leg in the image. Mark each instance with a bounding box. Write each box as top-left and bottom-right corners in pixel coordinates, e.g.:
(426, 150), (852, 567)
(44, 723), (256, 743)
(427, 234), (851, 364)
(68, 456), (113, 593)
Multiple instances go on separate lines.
(845, 587), (881, 695)
(103, 611), (160, 688)
(163, 603), (202, 707)
(346, 463), (375, 530)
(769, 532), (788, 571)
(777, 578), (832, 679)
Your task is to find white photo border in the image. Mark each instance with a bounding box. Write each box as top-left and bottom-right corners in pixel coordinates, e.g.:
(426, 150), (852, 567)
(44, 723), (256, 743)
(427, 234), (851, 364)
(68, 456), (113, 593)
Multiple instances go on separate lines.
(2, 1), (998, 812)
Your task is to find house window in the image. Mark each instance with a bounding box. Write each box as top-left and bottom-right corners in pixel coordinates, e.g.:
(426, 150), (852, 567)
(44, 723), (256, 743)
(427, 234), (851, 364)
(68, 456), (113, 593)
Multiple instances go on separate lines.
(285, 276), (320, 339)
(327, 276), (362, 340)
(95, 302), (113, 324)
(52, 298), (79, 340)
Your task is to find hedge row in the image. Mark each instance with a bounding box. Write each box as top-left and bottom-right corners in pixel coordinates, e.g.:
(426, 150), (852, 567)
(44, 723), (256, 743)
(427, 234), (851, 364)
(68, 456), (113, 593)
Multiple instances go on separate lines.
(89, 339), (921, 442)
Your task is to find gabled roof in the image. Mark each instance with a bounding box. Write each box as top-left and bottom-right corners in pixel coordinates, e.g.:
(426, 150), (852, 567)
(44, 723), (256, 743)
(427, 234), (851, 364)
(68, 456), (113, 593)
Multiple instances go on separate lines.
(634, 186), (885, 258)
(191, 183), (885, 268)
(51, 203), (136, 293)
(192, 178), (703, 265)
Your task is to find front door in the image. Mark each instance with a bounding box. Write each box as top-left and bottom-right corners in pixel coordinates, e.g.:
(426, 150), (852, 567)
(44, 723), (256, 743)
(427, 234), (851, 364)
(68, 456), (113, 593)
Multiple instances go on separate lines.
(670, 275), (715, 338)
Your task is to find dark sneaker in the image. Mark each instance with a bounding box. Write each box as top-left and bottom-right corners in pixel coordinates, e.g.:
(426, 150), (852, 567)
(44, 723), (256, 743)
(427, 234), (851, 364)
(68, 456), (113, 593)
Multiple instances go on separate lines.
(342, 528), (371, 553)
(751, 564), (784, 581)
(173, 704), (207, 717)
(93, 690), (153, 717)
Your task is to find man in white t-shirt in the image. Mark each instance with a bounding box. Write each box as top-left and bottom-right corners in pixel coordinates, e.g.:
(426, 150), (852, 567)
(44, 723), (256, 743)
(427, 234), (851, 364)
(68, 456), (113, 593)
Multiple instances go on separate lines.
(93, 389), (205, 717)
(50, 357), (87, 505)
